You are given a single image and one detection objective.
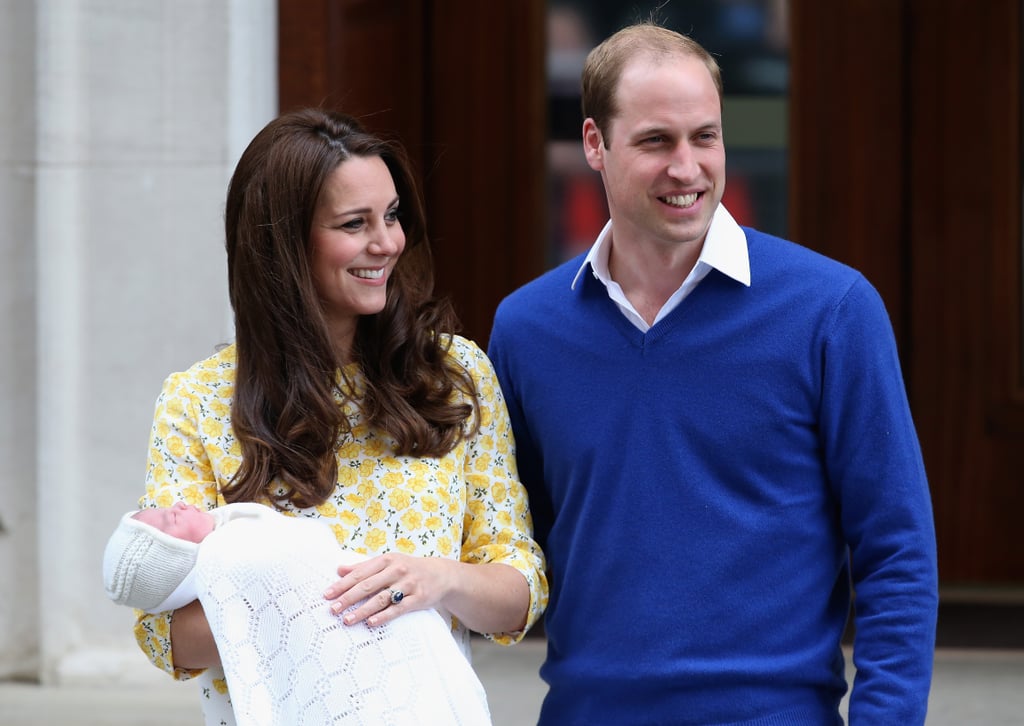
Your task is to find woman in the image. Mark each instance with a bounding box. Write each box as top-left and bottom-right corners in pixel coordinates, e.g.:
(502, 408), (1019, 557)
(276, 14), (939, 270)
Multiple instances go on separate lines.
(133, 108), (548, 724)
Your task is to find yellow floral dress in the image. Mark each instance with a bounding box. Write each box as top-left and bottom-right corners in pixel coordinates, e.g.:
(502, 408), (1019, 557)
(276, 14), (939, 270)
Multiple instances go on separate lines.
(133, 335), (548, 723)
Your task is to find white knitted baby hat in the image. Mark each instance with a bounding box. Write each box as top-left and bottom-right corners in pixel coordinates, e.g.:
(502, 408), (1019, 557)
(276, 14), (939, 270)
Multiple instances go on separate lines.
(102, 510), (200, 611)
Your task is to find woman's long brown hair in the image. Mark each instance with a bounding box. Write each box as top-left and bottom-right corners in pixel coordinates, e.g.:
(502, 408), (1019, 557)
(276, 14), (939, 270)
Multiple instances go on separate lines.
(222, 108), (478, 509)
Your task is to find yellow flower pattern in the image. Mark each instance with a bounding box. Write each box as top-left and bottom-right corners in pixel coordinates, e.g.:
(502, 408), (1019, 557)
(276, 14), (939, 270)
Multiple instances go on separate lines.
(133, 336), (548, 689)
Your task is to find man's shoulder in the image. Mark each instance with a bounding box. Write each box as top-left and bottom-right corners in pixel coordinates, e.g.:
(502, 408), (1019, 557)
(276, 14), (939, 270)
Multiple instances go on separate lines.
(744, 226), (864, 283)
(742, 226), (892, 330)
(489, 258), (587, 363)
(496, 255), (584, 314)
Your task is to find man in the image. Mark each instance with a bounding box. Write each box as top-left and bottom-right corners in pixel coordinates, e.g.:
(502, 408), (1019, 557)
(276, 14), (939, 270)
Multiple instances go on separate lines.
(488, 22), (938, 725)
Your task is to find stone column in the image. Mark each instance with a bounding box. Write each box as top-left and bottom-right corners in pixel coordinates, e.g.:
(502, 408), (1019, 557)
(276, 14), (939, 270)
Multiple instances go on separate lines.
(0, 0), (276, 685)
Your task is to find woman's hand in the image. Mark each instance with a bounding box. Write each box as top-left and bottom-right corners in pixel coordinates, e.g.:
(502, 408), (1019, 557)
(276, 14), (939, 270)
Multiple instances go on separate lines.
(323, 553), (529, 634)
(324, 552), (450, 627)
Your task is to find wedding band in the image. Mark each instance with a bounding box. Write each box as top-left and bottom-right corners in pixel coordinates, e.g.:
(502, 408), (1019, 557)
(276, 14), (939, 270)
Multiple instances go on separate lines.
(389, 588), (404, 605)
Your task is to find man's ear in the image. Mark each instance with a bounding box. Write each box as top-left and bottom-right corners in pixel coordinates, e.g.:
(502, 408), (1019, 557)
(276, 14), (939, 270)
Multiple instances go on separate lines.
(582, 118), (605, 171)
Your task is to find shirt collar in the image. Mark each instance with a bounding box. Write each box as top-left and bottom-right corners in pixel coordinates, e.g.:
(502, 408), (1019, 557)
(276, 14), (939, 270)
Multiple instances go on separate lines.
(571, 203), (751, 290)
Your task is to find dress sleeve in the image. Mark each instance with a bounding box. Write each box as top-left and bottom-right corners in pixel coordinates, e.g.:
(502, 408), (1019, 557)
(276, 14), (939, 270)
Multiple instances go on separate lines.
(133, 371), (225, 683)
(453, 338), (549, 645)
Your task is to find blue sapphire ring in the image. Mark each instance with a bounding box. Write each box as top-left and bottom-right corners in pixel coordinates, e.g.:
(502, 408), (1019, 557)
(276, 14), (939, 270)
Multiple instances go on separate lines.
(389, 588), (404, 605)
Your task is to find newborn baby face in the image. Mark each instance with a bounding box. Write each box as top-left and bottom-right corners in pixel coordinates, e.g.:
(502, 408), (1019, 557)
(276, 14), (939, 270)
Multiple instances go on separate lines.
(134, 502), (216, 543)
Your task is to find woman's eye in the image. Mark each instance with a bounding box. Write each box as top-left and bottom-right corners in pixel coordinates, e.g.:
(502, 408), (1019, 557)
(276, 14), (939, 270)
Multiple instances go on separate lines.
(385, 208), (400, 223)
(341, 218), (364, 231)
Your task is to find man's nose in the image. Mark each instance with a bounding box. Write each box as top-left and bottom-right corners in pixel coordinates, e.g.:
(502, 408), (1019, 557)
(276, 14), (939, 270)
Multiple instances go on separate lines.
(667, 143), (699, 180)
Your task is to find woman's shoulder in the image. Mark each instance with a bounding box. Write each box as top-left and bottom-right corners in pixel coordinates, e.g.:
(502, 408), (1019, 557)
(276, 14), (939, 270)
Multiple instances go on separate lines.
(446, 334), (482, 358)
(184, 342), (235, 372)
(445, 334), (493, 374)
(161, 343), (237, 394)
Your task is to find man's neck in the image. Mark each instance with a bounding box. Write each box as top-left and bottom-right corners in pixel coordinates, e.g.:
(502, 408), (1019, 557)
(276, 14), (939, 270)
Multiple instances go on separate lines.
(607, 233), (704, 325)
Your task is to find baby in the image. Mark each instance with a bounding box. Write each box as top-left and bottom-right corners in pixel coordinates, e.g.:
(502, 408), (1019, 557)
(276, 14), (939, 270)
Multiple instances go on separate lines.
(104, 501), (228, 614)
(103, 501), (492, 726)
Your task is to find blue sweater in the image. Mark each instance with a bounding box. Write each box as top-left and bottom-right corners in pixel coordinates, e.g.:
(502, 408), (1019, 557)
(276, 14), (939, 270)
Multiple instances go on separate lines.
(488, 227), (938, 725)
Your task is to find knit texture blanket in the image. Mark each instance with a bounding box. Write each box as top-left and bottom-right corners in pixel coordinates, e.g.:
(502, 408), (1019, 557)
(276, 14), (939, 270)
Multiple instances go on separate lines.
(195, 512), (492, 725)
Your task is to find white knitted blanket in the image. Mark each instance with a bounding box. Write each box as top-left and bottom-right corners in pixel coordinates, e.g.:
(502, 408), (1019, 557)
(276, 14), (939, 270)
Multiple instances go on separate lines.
(195, 511), (492, 726)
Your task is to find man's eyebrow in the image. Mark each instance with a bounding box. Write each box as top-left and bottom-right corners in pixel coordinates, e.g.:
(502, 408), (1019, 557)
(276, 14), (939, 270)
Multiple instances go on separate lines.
(633, 125), (669, 137)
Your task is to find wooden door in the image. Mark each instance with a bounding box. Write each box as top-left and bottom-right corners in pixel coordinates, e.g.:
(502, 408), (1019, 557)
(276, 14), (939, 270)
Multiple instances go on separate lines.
(790, 0), (1024, 584)
(278, 0), (547, 347)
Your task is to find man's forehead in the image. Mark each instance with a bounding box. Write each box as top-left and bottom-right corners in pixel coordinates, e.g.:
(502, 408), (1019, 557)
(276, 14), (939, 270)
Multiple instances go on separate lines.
(611, 57), (720, 119)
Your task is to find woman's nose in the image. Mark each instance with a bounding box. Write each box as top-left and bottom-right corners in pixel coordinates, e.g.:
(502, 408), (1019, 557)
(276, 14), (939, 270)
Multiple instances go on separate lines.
(368, 226), (401, 256)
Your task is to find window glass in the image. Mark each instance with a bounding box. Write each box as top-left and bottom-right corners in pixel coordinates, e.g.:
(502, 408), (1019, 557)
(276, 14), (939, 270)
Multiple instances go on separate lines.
(546, 0), (790, 266)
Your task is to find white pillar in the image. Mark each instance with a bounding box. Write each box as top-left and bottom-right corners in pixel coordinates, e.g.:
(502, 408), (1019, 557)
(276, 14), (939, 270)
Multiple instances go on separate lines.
(0, 0), (43, 681)
(0, 0), (276, 685)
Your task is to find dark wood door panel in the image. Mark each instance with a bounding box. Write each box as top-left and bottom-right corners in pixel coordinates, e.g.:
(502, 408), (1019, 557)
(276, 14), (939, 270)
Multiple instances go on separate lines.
(789, 0), (1023, 583)
(279, 0), (426, 153)
(422, 1), (547, 347)
(279, 0), (546, 346)
(788, 1), (909, 332)
(906, 0), (1023, 582)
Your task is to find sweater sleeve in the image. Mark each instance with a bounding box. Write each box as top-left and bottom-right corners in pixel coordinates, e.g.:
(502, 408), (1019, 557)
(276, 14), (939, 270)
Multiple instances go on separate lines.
(452, 337), (549, 644)
(133, 371), (225, 682)
(819, 276), (938, 724)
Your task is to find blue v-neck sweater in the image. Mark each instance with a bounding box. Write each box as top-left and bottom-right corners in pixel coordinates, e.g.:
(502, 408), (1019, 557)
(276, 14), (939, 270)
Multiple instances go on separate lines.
(488, 227), (937, 725)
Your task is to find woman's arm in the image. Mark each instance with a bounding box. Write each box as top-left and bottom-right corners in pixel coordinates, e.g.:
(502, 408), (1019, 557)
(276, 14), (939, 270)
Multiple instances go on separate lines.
(453, 339), (549, 639)
(169, 599), (221, 669)
(327, 554), (529, 634)
(439, 561), (531, 633)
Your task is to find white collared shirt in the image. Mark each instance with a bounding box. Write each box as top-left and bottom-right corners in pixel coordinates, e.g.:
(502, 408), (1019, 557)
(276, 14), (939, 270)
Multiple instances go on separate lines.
(570, 204), (752, 332)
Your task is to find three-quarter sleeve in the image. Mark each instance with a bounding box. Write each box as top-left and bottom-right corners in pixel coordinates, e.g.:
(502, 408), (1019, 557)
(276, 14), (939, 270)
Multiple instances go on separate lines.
(453, 338), (549, 644)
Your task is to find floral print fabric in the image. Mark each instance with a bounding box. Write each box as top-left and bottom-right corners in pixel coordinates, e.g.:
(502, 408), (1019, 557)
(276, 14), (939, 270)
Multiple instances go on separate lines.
(133, 335), (547, 697)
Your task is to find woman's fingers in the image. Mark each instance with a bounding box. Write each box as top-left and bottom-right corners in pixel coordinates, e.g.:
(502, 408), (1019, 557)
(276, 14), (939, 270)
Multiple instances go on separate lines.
(324, 553), (418, 625)
(334, 579), (410, 626)
(326, 553), (455, 627)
